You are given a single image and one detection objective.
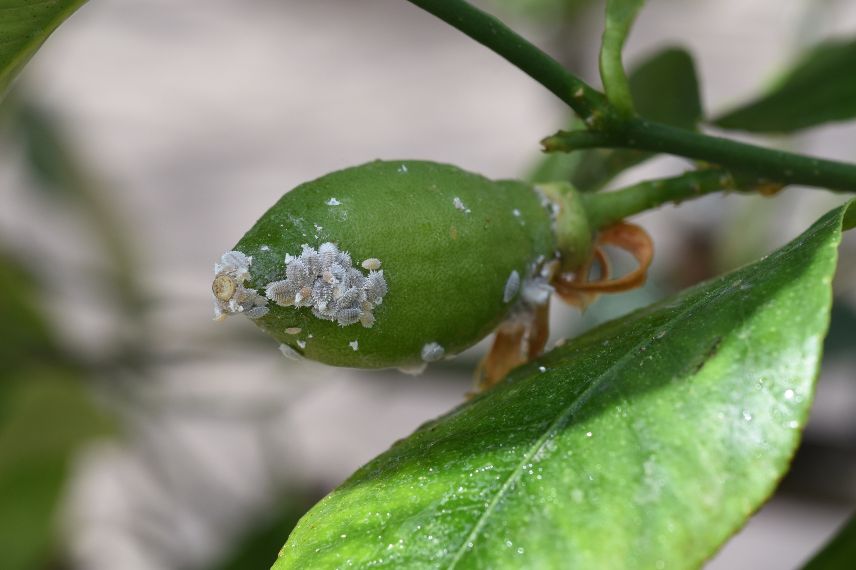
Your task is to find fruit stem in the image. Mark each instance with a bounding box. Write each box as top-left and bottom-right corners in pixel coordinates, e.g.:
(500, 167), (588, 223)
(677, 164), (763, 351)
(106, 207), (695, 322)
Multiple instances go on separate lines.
(536, 182), (593, 271)
(580, 168), (736, 230)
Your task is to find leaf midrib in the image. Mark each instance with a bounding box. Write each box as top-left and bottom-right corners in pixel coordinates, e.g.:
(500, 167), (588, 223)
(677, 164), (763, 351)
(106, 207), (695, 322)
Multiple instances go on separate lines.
(444, 279), (735, 568)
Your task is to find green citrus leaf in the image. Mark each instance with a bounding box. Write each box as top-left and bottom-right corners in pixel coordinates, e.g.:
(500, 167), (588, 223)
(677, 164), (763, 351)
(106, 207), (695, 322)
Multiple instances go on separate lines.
(274, 201), (853, 569)
(628, 47), (703, 130)
(0, 0), (88, 99)
(571, 46), (703, 191)
(802, 513), (856, 570)
(714, 38), (856, 133)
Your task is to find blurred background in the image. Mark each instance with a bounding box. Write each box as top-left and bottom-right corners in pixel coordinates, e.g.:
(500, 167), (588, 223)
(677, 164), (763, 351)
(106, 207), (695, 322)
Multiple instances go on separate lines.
(1, 0), (854, 568)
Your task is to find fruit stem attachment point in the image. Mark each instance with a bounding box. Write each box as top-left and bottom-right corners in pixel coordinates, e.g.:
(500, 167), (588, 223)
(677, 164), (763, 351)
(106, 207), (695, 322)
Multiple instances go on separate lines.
(536, 182), (592, 272)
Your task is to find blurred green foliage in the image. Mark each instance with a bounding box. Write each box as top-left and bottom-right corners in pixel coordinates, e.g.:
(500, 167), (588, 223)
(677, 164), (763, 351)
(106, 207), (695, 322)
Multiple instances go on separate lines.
(3, 97), (145, 323)
(491, 0), (593, 23)
(803, 513), (856, 570)
(0, 370), (113, 570)
(0, 96), (123, 570)
(0, 253), (112, 570)
(0, 251), (65, 393)
(213, 494), (321, 570)
(715, 38), (856, 134)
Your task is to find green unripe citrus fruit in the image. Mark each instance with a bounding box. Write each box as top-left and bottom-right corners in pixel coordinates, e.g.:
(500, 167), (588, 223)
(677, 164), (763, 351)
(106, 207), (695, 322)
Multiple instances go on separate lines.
(213, 160), (573, 370)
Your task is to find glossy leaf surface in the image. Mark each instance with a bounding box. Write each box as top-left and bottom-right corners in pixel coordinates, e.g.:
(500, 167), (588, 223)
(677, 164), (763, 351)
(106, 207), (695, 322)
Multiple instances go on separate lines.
(0, 0), (87, 97)
(715, 38), (856, 133)
(275, 202), (852, 569)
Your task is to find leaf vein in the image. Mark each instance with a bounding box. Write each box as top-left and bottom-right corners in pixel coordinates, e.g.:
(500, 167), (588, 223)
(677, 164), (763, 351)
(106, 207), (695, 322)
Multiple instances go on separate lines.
(444, 280), (733, 568)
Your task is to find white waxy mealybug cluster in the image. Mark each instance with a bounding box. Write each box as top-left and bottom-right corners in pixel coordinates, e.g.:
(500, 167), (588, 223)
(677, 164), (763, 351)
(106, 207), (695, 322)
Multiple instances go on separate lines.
(212, 251), (269, 321)
(521, 275), (553, 306)
(503, 270), (520, 303)
(521, 259), (557, 306)
(500, 259), (556, 330)
(279, 343), (303, 361)
(264, 242), (387, 328)
(421, 342), (445, 362)
(452, 196), (471, 214)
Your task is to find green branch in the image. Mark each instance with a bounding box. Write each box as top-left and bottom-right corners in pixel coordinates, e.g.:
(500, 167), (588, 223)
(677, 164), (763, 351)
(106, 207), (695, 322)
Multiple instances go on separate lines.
(600, 0), (644, 115)
(406, 0), (856, 194)
(580, 168), (735, 229)
(542, 129), (614, 151)
(404, 0), (609, 121)
(545, 120), (856, 192)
